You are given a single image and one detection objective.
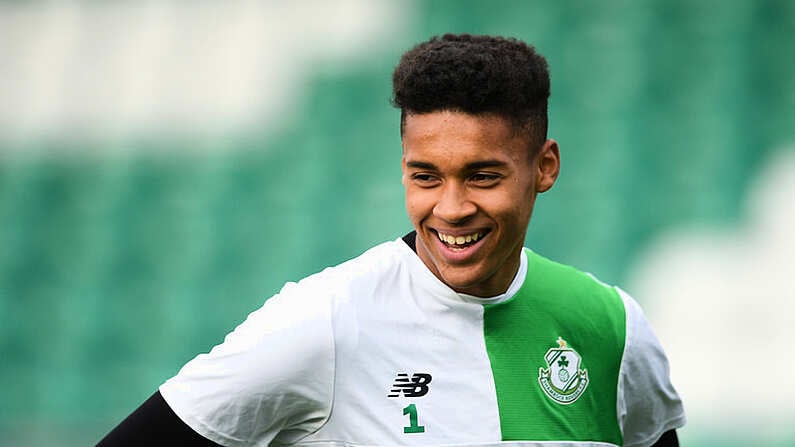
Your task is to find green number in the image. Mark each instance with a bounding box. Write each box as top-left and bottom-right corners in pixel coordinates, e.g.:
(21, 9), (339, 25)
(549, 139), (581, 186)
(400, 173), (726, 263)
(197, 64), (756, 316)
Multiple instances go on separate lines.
(402, 403), (425, 433)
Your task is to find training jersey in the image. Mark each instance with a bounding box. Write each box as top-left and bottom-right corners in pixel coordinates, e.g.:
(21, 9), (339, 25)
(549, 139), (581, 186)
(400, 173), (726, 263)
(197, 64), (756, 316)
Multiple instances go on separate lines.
(160, 237), (685, 447)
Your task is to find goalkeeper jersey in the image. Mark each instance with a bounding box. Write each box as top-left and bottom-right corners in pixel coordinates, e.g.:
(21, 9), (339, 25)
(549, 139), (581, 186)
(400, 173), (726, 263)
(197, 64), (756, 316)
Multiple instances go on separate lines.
(160, 237), (685, 447)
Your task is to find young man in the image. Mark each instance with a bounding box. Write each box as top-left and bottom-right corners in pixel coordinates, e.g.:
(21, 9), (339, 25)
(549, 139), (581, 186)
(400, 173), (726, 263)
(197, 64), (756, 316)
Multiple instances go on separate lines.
(99, 34), (685, 447)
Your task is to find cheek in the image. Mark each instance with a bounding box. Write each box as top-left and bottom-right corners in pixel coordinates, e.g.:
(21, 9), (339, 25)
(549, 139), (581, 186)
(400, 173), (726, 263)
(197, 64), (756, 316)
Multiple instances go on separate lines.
(403, 190), (425, 221)
(405, 189), (440, 224)
(492, 191), (536, 228)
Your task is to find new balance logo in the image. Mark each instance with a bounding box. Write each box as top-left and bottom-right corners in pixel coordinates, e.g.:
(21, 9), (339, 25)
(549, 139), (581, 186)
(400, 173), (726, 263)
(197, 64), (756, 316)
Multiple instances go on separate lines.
(388, 373), (432, 397)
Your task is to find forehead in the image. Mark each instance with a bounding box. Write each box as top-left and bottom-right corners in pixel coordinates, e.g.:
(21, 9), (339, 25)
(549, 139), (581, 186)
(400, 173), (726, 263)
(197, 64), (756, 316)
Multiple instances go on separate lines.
(401, 111), (531, 162)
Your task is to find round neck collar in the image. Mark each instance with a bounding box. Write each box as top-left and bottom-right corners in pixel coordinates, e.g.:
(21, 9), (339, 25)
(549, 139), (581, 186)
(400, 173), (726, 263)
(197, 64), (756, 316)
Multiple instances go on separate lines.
(397, 236), (528, 305)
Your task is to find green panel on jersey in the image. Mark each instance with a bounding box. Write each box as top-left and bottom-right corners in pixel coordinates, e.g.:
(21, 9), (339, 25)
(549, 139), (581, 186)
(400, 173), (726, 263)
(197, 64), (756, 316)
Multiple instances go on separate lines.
(483, 250), (626, 444)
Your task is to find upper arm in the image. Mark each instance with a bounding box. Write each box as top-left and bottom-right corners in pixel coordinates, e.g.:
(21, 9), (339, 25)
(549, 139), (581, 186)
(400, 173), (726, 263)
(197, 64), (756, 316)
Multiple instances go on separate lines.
(616, 288), (686, 447)
(97, 391), (222, 446)
(159, 282), (336, 446)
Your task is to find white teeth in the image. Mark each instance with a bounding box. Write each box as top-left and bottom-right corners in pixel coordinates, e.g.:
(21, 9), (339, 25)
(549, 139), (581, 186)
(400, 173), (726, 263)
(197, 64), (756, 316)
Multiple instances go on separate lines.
(437, 231), (483, 246)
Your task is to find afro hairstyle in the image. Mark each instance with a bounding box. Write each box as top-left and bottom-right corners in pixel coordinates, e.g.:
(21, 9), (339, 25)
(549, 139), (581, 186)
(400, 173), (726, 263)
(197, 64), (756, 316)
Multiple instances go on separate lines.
(392, 33), (550, 148)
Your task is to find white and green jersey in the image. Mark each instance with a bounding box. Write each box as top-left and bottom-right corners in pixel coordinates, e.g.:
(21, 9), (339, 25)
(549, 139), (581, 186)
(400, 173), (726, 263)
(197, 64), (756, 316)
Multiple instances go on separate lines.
(160, 237), (685, 447)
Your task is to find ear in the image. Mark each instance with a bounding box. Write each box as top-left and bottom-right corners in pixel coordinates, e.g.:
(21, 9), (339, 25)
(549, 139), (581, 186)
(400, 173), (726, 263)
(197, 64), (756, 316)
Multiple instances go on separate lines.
(535, 139), (560, 193)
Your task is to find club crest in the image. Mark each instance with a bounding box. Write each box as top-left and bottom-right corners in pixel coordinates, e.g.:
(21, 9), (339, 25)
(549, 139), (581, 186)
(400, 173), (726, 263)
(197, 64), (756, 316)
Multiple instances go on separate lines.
(538, 337), (589, 404)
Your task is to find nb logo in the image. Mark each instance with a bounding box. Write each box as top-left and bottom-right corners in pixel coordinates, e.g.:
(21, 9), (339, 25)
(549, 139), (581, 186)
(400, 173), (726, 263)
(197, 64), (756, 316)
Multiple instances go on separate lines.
(388, 373), (432, 398)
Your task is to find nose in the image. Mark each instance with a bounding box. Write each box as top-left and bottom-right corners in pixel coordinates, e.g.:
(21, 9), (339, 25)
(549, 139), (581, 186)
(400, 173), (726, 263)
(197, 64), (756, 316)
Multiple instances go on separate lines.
(433, 182), (477, 223)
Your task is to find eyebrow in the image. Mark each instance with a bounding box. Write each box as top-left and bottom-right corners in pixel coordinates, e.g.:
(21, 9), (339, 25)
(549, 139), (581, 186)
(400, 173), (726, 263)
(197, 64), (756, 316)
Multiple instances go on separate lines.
(405, 161), (438, 170)
(405, 160), (508, 170)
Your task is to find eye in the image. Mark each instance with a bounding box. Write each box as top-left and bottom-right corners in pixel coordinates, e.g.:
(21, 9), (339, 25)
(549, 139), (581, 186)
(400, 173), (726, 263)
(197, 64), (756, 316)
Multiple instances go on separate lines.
(411, 173), (441, 187)
(469, 172), (501, 186)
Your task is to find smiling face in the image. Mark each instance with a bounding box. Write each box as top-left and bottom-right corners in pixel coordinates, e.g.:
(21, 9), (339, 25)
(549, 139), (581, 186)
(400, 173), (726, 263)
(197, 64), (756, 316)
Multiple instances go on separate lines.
(402, 110), (560, 297)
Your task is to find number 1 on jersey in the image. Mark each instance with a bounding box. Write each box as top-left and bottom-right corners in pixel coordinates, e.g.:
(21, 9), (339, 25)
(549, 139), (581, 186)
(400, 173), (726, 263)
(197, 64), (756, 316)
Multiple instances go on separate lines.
(402, 403), (425, 433)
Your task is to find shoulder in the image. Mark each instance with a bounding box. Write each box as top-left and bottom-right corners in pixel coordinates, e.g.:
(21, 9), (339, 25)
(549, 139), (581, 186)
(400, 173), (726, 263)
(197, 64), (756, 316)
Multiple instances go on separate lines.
(225, 238), (410, 354)
(522, 249), (625, 320)
(525, 250), (618, 294)
(292, 238), (411, 301)
(613, 289), (687, 446)
(213, 239), (409, 349)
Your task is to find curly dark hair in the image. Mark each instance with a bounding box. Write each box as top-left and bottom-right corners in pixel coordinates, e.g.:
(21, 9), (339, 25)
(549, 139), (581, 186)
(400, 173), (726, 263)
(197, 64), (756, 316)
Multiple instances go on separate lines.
(392, 33), (550, 148)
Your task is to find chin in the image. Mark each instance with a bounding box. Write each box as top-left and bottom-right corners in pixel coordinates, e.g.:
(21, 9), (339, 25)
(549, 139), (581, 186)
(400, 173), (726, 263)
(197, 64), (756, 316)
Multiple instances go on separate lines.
(438, 268), (492, 295)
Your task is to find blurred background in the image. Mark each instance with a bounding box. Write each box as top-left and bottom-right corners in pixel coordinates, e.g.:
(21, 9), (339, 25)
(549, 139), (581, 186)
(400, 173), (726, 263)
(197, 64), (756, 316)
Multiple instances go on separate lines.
(1, 0), (793, 445)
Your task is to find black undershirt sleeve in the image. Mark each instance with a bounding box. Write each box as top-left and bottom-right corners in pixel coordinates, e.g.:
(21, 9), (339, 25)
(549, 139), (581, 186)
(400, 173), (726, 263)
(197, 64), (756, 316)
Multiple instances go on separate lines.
(96, 390), (222, 447)
(651, 429), (679, 447)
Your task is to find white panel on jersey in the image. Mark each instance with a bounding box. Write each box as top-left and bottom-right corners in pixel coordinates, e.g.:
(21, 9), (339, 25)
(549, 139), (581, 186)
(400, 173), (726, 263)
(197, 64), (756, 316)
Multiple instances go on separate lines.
(304, 240), (503, 444)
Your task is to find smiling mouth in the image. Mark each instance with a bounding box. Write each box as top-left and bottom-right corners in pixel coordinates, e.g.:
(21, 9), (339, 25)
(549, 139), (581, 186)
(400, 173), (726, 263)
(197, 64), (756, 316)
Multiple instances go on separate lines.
(435, 230), (488, 250)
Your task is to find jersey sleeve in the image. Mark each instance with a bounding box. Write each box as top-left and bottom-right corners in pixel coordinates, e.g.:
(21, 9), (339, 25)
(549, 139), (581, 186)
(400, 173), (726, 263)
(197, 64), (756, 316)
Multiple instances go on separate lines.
(615, 287), (686, 447)
(159, 280), (335, 447)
